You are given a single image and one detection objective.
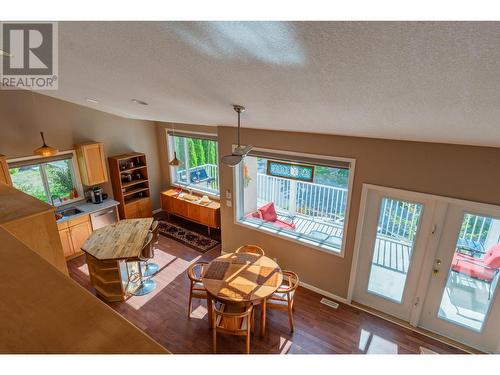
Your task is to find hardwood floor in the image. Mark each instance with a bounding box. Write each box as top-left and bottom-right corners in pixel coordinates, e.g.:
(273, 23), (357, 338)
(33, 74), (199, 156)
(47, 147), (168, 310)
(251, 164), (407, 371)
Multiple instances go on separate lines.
(67, 218), (464, 354)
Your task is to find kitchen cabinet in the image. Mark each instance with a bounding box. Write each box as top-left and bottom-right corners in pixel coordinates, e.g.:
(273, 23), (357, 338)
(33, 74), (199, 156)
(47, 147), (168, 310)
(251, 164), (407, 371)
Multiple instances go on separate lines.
(57, 215), (92, 260)
(0, 154), (12, 186)
(75, 142), (108, 186)
(59, 228), (74, 258)
(123, 197), (152, 219)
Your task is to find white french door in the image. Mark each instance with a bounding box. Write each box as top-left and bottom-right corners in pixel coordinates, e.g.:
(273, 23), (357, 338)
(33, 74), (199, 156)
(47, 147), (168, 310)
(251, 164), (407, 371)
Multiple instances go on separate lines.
(419, 204), (500, 353)
(351, 184), (500, 353)
(352, 188), (436, 321)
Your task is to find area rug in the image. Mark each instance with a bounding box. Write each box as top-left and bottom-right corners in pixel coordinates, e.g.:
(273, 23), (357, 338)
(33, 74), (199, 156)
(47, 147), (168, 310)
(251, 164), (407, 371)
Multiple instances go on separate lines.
(158, 220), (220, 253)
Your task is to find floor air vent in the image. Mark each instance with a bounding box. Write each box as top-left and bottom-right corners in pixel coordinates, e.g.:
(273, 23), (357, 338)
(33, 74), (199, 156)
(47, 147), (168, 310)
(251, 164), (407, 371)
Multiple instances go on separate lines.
(320, 298), (339, 309)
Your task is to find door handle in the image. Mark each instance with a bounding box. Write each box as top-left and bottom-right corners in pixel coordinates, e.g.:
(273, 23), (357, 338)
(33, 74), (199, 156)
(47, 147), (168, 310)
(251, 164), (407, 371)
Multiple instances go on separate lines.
(432, 259), (442, 275)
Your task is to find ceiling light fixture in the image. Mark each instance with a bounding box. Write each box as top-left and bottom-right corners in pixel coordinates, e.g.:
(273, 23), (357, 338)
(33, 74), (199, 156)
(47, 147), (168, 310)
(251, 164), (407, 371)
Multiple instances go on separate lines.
(34, 131), (58, 157)
(85, 97), (99, 104)
(131, 98), (149, 106)
(30, 92), (58, 157)
(221, 105), (253, 167)
(168, 123), (181, 167)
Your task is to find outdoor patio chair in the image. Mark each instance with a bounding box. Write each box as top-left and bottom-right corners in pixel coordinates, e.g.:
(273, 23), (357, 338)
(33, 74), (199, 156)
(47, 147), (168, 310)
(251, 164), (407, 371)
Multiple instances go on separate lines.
(189, 167), (215, 184)
(451, 244), (500, 299)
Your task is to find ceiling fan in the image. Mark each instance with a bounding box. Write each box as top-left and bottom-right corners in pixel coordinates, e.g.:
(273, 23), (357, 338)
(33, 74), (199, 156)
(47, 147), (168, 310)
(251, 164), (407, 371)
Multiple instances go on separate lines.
(221, 105), (253, 167)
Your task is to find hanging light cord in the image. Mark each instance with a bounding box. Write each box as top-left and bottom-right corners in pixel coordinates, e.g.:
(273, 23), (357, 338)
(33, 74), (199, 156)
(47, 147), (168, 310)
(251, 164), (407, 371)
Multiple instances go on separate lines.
(237, 109), (241, 147)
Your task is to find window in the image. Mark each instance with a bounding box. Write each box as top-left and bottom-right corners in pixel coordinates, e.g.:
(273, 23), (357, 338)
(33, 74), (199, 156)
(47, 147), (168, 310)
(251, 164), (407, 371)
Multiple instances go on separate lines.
(8, 151), (84, 207)
(235, 149), (354, 255)
(167, 131), (219, 196)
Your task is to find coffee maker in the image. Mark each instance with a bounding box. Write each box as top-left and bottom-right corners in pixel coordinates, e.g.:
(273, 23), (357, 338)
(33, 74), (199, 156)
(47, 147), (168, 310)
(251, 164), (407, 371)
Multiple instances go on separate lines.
(90, 186), (103, 204)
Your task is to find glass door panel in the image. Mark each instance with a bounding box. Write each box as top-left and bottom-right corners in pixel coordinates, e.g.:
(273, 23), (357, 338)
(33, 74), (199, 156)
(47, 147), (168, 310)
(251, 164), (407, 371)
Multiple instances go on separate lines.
(352, 188), (435, 321)
(367, 198), (423, 303)
(436, 213), (500, 332)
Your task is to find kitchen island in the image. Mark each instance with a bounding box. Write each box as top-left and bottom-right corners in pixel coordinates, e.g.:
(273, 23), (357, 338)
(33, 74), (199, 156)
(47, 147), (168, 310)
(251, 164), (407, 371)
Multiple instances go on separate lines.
(81, 218), (153, 302)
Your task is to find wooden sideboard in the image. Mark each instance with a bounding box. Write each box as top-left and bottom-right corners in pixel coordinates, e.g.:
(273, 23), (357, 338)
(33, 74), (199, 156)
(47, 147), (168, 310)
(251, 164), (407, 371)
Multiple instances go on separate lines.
(160, 189), (220, 235)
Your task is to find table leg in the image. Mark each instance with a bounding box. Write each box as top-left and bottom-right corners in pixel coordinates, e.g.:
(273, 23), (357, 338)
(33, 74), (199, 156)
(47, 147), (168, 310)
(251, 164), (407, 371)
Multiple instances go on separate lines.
(207, 295), (213, 329)
(260, 298), (267, 337)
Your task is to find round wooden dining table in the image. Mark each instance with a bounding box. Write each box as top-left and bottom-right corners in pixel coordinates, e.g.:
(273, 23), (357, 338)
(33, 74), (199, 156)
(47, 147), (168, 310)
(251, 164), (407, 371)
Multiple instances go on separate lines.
(202, 252), (283, 336)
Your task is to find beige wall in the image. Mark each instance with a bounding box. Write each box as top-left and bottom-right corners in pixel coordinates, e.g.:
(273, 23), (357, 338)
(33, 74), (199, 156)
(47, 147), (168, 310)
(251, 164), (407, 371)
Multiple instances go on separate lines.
(0, 91), (162, 209)
(217, 126), (500, 298)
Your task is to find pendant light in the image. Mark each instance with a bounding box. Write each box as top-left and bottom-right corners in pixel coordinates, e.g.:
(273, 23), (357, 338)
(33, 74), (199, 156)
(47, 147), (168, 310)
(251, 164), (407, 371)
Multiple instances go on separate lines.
(34, 131), (58, 157)
(221, 105), (253, 167)
(31, 92), (58, 157)
(169, 123), (181, 166)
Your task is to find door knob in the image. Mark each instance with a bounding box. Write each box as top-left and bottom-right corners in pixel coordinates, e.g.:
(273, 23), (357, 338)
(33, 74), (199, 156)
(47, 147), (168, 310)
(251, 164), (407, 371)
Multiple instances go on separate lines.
(436, 259), (442, 266)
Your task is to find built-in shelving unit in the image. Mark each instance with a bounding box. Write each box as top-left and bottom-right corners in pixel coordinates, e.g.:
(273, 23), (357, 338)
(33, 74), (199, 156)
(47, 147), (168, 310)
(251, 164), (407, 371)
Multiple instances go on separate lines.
(108, 152), (152, 219)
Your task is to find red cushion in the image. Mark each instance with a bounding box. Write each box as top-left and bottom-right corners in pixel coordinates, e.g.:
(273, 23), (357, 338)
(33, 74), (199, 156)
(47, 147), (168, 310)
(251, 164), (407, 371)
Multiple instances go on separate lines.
(451, 252), (497, 282)
(259, 202), (278, 222)
(484, 244), (500, 268)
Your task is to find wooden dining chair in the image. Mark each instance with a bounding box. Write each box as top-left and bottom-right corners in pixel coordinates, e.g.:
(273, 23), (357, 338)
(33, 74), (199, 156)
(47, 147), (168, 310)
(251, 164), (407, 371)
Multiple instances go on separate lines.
(212, 301), (254, 354)
(266, 270), (299, 332)
(186, 261), (209, 318)
(235, 245), (265, 255)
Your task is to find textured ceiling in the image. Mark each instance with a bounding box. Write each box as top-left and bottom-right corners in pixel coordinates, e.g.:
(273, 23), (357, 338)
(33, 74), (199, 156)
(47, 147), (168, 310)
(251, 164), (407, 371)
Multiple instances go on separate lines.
(41, 21), (500, 147)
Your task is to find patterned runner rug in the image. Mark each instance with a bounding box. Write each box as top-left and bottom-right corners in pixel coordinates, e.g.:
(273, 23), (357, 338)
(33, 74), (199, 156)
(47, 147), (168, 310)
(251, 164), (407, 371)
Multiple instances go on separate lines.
(158, 219), (219, 253)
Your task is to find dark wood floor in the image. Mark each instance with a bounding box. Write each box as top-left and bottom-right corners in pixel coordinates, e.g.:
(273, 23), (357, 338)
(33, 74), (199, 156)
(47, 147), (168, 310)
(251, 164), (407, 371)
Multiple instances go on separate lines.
(67, 218), (464, 354)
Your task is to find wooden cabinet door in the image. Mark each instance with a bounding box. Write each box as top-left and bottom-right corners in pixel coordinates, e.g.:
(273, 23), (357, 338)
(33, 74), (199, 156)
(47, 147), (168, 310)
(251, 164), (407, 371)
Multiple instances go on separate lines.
(188, 204), (202, 223)
(172, 198), (188, 217)
(69, 221), (92, 255)
(138, 198), (152, 218)
(59, 228), (74, 258)
(77, 143), (108, 186)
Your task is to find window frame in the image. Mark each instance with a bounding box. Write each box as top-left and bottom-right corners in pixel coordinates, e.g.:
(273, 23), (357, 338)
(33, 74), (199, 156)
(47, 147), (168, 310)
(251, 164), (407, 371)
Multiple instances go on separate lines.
(167, 130), (220, 199)
(234, 146), (356, 258)
(8, 150), (85, 207)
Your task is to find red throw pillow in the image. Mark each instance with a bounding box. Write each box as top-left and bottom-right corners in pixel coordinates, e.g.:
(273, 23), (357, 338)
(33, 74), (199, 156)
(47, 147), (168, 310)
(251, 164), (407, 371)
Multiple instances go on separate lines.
(259, 202), (278, 222)
(484, 244), (500, 268)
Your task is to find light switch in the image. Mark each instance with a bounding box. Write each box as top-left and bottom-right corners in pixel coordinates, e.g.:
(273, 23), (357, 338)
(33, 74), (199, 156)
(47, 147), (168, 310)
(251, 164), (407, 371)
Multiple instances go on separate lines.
(226, 200), (232, 207)
(225, 189), (232, 199)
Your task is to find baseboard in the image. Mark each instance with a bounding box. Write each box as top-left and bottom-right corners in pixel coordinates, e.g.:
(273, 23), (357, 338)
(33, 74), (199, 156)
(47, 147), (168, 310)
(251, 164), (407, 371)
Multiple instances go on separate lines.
(299, 281), (349, 304)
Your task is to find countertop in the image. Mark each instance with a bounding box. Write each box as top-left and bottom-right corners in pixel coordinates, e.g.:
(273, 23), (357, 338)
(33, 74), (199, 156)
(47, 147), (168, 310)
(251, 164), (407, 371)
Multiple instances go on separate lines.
(82, 218), (153, 260)
(56, 199), (120, 224)
(0, 226), (168, 353)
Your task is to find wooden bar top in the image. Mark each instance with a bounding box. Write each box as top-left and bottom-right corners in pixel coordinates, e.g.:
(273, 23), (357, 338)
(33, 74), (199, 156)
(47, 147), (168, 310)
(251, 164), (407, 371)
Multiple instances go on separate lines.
(0, 227), (168, 354)
(0, 182), (54, 224)
(82, 218), (153, 260)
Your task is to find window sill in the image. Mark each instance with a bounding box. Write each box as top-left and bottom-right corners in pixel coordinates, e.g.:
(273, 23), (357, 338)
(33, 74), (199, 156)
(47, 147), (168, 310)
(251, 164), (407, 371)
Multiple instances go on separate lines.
(172, 182), (220, 200)
(235, 217), (345, 258)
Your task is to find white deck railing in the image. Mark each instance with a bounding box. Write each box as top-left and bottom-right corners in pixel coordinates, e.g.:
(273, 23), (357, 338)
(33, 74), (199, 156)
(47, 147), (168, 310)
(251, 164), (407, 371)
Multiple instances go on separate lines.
(257, 173), (348, 222)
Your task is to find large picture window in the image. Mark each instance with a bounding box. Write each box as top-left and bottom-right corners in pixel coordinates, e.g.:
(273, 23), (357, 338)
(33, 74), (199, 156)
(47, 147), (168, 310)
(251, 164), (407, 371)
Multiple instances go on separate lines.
(167, 132), (219, 196)
(236, 150), (354, 255)
(8, 151), (84, 207)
